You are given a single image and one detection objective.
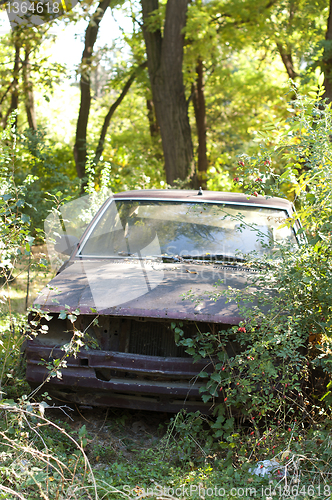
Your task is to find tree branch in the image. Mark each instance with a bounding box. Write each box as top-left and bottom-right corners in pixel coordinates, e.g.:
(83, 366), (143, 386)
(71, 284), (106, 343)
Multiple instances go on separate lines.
(94, 61), (148, 166)
(0, 66), (23, 108)
(2, 41), (20, 129)
(276, 43), (299, 80)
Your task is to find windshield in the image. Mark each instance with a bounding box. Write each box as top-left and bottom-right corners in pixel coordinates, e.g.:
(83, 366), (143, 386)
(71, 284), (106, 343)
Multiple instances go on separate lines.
(78, 200), (296, 259)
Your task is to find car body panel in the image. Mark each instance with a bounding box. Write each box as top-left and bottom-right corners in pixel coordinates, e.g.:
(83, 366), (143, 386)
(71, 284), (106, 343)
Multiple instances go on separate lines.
(35, 259), (256, 323)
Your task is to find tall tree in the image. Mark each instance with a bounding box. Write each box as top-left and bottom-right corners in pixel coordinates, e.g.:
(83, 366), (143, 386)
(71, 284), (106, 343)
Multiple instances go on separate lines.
(141, 0), (194, 186)
(74, 0), (112, 180)
(323, 0), (332, 102)
(192, 58), (208, 188)
(146, 96), (159, 138)
(0, 27), (59, 131)
(22, 46), (37, 130)
(2, 39), (20, 129)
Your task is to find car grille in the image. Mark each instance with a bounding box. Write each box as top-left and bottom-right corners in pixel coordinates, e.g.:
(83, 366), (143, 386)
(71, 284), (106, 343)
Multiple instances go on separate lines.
(129, 320), (189, 357)
(32, 315), (236, 359)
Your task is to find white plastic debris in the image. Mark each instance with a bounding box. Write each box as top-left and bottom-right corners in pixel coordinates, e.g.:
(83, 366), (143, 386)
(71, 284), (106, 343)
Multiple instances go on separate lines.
(249, 459), (285, 478)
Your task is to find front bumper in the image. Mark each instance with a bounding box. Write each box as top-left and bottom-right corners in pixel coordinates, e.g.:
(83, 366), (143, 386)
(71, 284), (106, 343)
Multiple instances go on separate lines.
(26, 342), (214, 412)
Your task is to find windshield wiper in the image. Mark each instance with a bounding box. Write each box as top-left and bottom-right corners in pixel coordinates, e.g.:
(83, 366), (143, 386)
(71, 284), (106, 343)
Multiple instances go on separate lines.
(161, 254), (246, 263)
(182, 254), (246, 262)
(116, 252), (247, 264)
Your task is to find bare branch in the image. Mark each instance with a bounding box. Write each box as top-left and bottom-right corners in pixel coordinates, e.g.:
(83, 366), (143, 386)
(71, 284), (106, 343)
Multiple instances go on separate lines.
(94, 60), (148, 166)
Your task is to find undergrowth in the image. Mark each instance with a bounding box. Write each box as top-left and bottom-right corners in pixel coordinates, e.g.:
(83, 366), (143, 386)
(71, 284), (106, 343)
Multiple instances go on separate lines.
(2, 83), (332, 499)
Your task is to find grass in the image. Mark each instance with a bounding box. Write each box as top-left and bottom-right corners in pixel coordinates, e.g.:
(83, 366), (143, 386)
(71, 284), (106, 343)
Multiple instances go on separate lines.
(0, 396), (331, 499)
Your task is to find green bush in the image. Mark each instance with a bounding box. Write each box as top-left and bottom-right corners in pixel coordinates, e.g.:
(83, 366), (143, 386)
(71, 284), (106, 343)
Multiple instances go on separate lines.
(177, 77), (332, 416)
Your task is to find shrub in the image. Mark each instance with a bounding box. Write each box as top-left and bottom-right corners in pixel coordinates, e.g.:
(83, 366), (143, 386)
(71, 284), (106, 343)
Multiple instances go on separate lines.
(176, 76), (332, 425)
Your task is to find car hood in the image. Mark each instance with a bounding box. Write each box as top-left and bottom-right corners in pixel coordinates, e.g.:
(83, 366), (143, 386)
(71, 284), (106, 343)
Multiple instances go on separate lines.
(35, 259), (258, 324)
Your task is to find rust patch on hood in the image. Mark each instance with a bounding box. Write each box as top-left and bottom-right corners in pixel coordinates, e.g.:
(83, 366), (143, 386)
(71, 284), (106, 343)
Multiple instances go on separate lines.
(35, 259), (256, 324)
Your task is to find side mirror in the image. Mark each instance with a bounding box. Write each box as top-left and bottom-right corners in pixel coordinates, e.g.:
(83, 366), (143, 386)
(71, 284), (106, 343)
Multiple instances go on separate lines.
(54, 234), (80, 256)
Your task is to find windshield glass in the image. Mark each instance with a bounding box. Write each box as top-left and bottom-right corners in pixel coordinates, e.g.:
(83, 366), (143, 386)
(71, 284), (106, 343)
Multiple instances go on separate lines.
(78, 200), (296, 259)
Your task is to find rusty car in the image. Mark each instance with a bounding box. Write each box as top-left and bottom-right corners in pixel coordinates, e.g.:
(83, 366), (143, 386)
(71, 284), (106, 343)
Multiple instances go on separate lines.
(25, 189), (299, 412)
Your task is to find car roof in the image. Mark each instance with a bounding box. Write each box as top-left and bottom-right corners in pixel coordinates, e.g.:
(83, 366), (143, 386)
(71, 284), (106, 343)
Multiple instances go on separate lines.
(112, 189), (294, 211)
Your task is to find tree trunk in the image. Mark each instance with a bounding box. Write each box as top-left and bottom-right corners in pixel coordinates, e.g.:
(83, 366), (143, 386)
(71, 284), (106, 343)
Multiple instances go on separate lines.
(94, 61), (147, 166)
(323, 0), (332, 102)
(276, 43), (298, 80)
(141, 0), (194, 186)
(74, 0), (111, 180)
(192, 58), (208, 189)
(146, 98), (159, 138)
(22, 48), (37, 130)
(2, 41), (20, 129)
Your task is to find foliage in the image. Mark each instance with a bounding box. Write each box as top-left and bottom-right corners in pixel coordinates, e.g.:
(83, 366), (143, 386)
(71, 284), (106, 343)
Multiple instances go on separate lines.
(0, 116), (33, 389)
(166, 80), (332, 494)
(0, 27), (66, 130)
(14, 128), (79, 234)
(88, 85), (165, 192)
(0, 115), (33, 266)
(1, 0), (328, 189)
(0, 117), (98, 499)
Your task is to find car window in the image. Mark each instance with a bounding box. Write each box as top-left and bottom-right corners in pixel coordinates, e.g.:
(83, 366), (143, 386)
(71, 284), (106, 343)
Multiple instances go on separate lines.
(78, 200), (296, 259)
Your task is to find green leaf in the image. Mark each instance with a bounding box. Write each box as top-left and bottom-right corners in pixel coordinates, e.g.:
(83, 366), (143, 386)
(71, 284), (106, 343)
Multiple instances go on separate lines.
(78, 424), (87, 439)
(318, 72), (325, 87)
(21, 214), (30, 223)
(279, 170), (291, 180)
(186, 347), (196, 355)
(211, 372), (222, 383)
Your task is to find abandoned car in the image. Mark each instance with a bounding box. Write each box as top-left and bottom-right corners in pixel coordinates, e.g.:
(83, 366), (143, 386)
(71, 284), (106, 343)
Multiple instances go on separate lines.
(26, 189), (299, 412)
